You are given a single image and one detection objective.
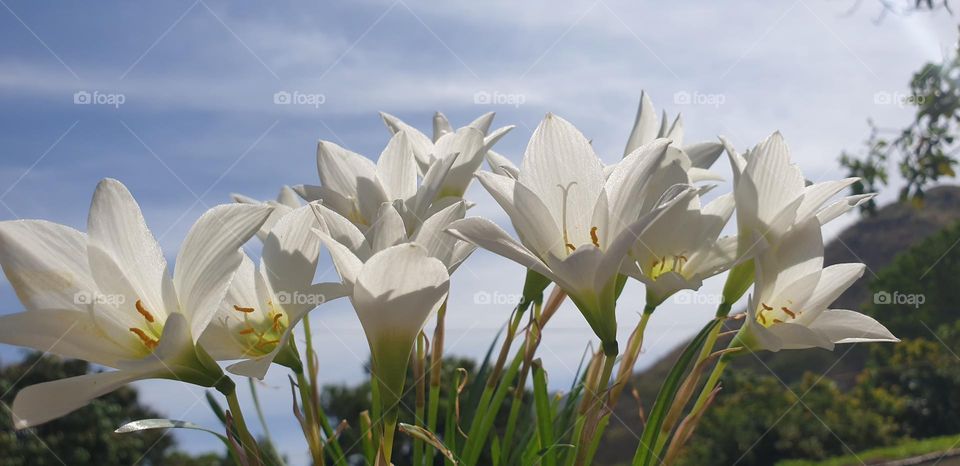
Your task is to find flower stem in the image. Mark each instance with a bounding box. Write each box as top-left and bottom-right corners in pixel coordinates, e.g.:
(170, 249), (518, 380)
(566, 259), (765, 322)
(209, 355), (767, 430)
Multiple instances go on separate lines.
(690, 353), (729, 415)
(574, 345), (617, 466)
(247, 378), (283, 466)
(221, 383), (262, 466)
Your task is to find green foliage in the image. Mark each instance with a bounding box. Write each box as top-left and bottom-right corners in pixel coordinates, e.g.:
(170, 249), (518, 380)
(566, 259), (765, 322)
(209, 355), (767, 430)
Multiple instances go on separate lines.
(322, 356), (492, 462)
(841, 37), (960, 214)
(776, 433), (960, 466)
(0, 352), (226, 466)
(678, 372), (902, 466)
(861, 323), (960, 438)
(862, 220), (960, 337)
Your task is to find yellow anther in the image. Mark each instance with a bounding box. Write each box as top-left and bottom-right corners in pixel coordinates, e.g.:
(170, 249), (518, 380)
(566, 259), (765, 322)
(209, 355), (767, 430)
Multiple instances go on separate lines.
(238, 327), (256, 335)
(135, 300), (155, 323)
(129, 328), (158, 350)
(781, 307), (796, 319)
(590, 226), (600, 247)
(233, 305), (255, 313)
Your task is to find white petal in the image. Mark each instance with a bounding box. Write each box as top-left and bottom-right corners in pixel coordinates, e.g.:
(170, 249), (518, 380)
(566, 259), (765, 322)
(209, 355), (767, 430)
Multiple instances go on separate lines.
(0, 309), (131, 367)
(768, 322), (835, 351)
(485, 150), (519, 178)
(413, 201), (467, 266)
(277, 185), (301, 208)
(808, 309), (898, 344)
(623, 91), (659, 156)
(605, 139), (671, 228)
(0, 220), (97, 312)
(433, 112), (453, 141)
(817, 194), (874, 225)
(201, 253), (258, 360)
(263, 205), (322, 294)
(445, 217), (553, 279)
(520, 114), (605, 245)
(743, 132), (805, 228)
(174, 204), (272, 340)
(410, 152), (458, 221)
(12, 364), (164, 428)
(312, 226), (363, 287)
(87, 179), (169, 317)
(380, 112), (435, 172)
(795, 263), (866, 325)
(376, 131), (418, 201)
(310, 203), (371, 261)
(684, 141), (724, 169)
(366, 203), (407, 252)
(513, 181), (566, 256)
(468, 112), (496, 135)
(434, 127), (485, 198)
(796, 178), (858, 222)
(353, 244), (450, 348)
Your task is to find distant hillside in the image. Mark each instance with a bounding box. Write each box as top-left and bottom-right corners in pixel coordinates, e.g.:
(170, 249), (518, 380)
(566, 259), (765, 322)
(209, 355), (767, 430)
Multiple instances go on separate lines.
(597, 184), (960, 466)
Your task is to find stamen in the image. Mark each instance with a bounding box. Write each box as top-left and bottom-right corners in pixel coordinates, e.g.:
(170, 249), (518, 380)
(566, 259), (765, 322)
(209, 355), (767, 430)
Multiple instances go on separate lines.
(761, 303), (773, 311)
(238, 327), (256, 335)
(590, 226), (600, 247)
(773, 318), (784, 324)
(129, 328), (158, 350)
(556, 182), (578, 254)
(135, 300), (155, 323)
(233, 305), (255, 313)
(757, 312), (767, 325)
(272, 313), (284, 331)
(781, 307), (796, 319)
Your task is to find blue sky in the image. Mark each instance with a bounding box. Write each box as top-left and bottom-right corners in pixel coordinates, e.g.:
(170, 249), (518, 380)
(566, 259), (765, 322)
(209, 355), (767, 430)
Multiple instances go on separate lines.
(0, 0), (957, 463)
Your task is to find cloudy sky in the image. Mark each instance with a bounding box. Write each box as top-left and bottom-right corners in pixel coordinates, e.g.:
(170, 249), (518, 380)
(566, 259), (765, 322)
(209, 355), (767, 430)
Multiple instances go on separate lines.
(0, 0), (956, 463)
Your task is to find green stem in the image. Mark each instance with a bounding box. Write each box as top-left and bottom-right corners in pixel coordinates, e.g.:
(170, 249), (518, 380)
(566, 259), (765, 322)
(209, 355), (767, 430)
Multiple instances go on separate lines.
(691, 353), (730, 415)
(574, 347), (617, 466)
(248, 378), (283, 466)
(222, 384), (261, 466)
(378, 408), (399, 465)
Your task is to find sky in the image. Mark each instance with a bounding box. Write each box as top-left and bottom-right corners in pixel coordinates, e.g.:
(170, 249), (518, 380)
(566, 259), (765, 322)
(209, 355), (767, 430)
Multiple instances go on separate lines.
(0, 0), (957, 464)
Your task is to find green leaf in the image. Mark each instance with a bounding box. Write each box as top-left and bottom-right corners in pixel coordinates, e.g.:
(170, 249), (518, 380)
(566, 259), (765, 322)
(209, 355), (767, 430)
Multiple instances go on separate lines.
(532, 359), (557, 466)
(115, 418), (230, 446)
(399, 423), (458, 464)
(632, 318), (723, 466)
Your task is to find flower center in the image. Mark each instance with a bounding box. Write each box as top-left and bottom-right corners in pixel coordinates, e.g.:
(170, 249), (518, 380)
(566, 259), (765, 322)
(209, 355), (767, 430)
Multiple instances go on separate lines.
(755, 302), (801, 328)
(230, 301), (287, 356)
(129, 299), (162, 352)
(649, 254), (688, 280)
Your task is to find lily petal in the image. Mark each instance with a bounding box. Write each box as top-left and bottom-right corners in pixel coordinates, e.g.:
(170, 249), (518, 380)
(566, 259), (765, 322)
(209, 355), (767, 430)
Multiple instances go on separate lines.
(174, 204), (272, 340)
(808, 309), (899, 344)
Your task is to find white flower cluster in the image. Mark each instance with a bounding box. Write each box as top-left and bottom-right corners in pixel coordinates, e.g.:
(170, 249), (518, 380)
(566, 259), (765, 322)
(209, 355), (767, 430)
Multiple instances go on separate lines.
(0, 92), (896, 463)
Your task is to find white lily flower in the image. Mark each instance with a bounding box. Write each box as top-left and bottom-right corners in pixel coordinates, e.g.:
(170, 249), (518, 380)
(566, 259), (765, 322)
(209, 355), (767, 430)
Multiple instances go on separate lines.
(200, 205), (347, 379)
(725, 132), (876, 259)
(0, 179), (272, 427)
(445, 114), (695, 353)
(311, 200), (475, 274)
(380, 111), (514, 198)
(314, 237), (450, 462)
(619, 91), (726, 182)
(735, 217), (897, 352)
(231, 185), (301, 241)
